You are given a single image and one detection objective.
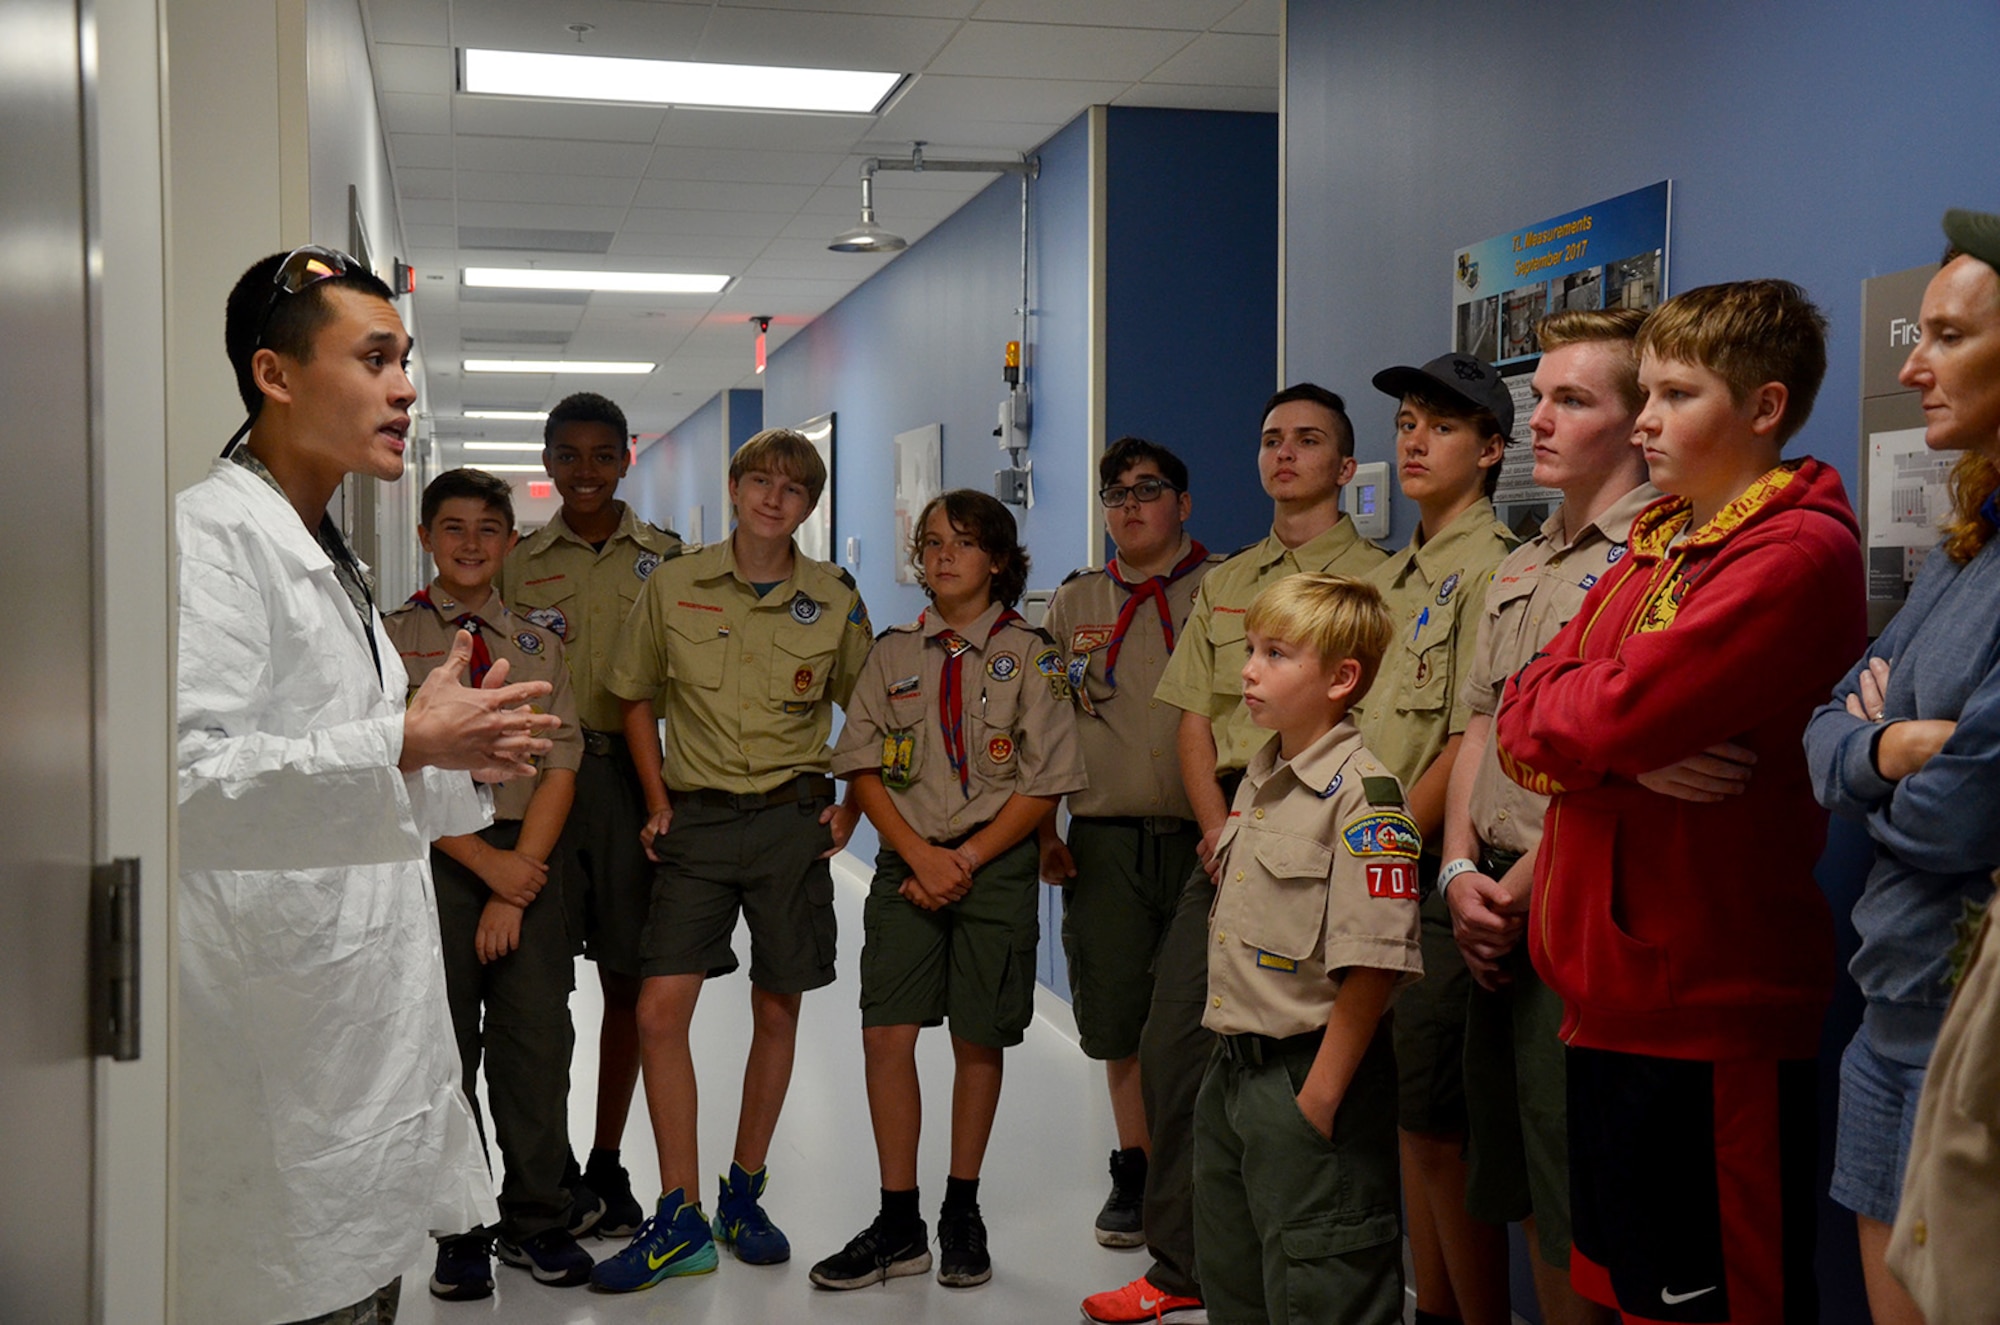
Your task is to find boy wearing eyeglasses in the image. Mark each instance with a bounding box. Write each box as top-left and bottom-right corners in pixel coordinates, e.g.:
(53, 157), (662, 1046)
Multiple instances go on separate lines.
(1041, 437), (1222, 1252)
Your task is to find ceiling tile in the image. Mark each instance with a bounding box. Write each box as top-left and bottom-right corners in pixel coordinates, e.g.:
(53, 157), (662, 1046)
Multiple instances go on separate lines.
(459, 225), (615, 253)
(969, 0), (1237, 30)
(381, 91), (451, 135)
(692, 8), (961, 71)
(1213, 0), (1280, 35)
(452, 135), (657, 176)
(642, 146), (848, 186)
(454, 171), (639, 207)
(929, 21), (1192, 81)
(448, 1), (711, 60)
(623, 207), (793, 239)
(713, 0), (978, 15)
(608, 231), (774, 260)
(390, 133), (457, 170)
(452, 200), (633, 230)
(459, 287), (593, 307)
(402, 198), (458, 225)
(404, 223), (458, 249)
(629, 178), (818, 213)
(856, 121), (1061, 154)
(398, 167), (459, 200)
(879, 73), (1123, 124)
(364, 0), (448, 46)
(452, 95), (669, 143)
(373, 42), (456, 95)
(1141, 31), (1276, 87)
(656, 107), (875, 153)
(1112, 81), (1277, 112)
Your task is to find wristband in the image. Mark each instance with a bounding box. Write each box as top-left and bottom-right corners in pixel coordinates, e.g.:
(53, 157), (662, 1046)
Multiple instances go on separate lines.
(1437, 857), (1480, 897)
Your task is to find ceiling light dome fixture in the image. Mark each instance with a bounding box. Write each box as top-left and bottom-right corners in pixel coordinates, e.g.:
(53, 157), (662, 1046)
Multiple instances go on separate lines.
(828, 171), (907, 253)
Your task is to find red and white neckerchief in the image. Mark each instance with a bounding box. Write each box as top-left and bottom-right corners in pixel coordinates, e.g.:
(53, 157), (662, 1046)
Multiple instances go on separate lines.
(1101, 541), (1208, 688)
(929, 606), (1022, 799)
(409, 588), (495, 686)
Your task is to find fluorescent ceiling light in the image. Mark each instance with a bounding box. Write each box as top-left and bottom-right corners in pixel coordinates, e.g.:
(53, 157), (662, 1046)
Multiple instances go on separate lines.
(464, 463), (552, 474)
(463, 47), (902, 115)
(464, 359), (655, 374)
(464, 409), (546, 420)
(465, 267), (731, 295)
(460, 441), (546, 453)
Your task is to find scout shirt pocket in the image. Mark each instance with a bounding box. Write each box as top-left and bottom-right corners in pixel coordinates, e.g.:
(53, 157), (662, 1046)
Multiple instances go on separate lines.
(771, 619), (840, 704)
(516, 583), (579, 645)
(1479, 576), (1540, 692)
(880, 684), (928, 789)
(1207, 609), (1249, 695)
(1228, 833), (1334, 964)
(665, 610), (727, 690)
(971, 656), (1025, 775)
(1394, 618), (1454, 717)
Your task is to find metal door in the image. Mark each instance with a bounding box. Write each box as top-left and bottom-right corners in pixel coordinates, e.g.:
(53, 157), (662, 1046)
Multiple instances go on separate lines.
(0, 0), (102, 1317)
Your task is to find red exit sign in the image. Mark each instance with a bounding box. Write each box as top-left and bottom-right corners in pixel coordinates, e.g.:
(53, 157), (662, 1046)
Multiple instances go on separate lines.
(527, 480), (553, 500)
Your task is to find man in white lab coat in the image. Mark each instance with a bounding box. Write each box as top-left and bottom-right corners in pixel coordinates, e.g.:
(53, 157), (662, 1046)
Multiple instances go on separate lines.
(175, 248), (561, 1325)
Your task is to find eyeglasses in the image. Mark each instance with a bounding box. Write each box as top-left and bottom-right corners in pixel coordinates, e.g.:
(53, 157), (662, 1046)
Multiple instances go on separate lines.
(1098, 477), (1178, 508)
(223, 246), (368, 456)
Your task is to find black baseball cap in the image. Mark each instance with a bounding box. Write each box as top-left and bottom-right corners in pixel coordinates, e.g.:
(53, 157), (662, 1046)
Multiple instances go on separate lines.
(1944, 208), (2000, 272)
(1372, 352), (1514, 437)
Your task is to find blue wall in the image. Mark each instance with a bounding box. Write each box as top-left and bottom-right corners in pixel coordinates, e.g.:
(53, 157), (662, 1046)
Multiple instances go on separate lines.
(1281, 3), (2000, 1317)
(1105, 107), (1278, 554)
(628, 386), (762, 542)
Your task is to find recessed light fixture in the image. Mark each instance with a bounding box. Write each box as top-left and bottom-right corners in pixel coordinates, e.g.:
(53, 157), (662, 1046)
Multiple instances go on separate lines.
(464, 409), (548, 421)
(464, 359), (656, 374)
(464, 267), (731, 295)
(462, 48), (903, 115)
(461, 441), (547, 453)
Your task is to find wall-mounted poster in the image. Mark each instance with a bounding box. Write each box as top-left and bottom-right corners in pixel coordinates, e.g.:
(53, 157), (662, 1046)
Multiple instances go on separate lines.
(1453, 181), (1672, 537)
(893, 424), (942, 585)
(1859, 263), (1945, 633)
(794, 412), (835, 563)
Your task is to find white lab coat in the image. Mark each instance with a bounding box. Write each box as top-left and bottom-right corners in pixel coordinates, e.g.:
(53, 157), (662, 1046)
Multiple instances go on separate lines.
(175, 460), (497, 1324)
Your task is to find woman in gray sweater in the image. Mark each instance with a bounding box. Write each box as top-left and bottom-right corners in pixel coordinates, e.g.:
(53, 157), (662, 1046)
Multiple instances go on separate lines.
(1804, 207), (2000, 1325)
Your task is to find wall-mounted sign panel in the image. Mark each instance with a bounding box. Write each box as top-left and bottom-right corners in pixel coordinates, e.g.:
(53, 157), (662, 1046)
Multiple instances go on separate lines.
(1859, 262), (1945, 634)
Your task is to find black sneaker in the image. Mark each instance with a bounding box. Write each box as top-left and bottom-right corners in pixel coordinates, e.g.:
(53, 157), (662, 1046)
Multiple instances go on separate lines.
(560, 1150), (605, 1238)
(936, 1203), (991, 1288)
(429, 1232), (493, 1301)
(1094, 1147), (1146, 1248)
(494, 1226), (595, 1287)
(583, 1149), (645, 1238)
(808, 1214), (932, 1290)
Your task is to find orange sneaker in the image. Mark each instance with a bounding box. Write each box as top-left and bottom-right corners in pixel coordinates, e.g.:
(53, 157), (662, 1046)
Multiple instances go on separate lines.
(1081, 1274), (1206, 1324)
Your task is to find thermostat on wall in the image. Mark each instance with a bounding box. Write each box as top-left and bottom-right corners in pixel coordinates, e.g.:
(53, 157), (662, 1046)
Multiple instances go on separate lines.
(1343, 461), (1392, 540)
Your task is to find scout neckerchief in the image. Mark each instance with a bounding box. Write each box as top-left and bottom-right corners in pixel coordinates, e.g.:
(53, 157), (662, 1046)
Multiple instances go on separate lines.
(1102, 541), (1209, 688)
(409, 588), (495, 686)
(930, 606), (1023, 799)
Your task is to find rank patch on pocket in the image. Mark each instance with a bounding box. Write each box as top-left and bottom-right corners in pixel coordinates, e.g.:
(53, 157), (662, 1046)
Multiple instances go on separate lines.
(881, 729), (916, 790)
(1256, 951), (1299, 972)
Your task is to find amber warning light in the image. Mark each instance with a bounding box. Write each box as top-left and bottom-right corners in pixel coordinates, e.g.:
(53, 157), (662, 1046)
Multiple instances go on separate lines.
(1003, 340), (1020, 386)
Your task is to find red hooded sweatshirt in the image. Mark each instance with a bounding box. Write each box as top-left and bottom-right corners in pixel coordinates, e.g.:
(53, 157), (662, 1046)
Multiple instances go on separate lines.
(1495, 458), (1866, 1061)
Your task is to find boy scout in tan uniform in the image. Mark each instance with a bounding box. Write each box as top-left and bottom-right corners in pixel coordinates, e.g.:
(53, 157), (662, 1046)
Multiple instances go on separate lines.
(1439, 311), (1652, 1325)
(384, 468), (590, 1293)
(1356, 352), (1517, 1325)
(590, 430), (870, 1288)
(1091, 385), (1383, 1325)
(1042, 438), (1221, 1251)
(1193, 573), (1421, 1325)
(495, 391), (682, 1234)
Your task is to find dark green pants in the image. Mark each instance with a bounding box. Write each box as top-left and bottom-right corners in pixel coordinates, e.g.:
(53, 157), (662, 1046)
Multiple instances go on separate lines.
(433, 821), (576, 1240)
(1135, 865), (1217, 1299)
(1394, 873), (1472, 1134)
(1062, 816), (1201, 1060)
(1463, 950), (1575, 1266)
(1193, 1029), (1404, 1325)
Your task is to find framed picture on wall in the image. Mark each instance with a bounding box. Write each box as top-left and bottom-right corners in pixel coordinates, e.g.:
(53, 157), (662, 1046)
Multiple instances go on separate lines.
(893, 423), (942, 585)
(795, 412), (835, 563)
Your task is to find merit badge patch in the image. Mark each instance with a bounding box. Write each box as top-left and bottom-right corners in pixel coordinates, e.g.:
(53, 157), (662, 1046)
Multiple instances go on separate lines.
(1607, 543), (1627, 564)
(524, 606), (568, 638)
(793, 666), (815, 694)
(887, 674), (922, 700)
(1071, 624), (1114, 654)
(1316, 772), (1343, 800)
(1365, 861), (1420, 900)
(1255, 951), (1299, 973)
(987, 652), (1020, 682)
(789, 591), (822, 625)
(514, 631), (543, 655)
(1066, 653), (1089, 691)
(634, 551), (662, 581)
(1034, 647), (1063, 678)
(986, 735), (1015, 765)
(1579, 573), (1599, 590)
(881, 729), (917, 790)
(1342, 810), (1421, 860)
(1436, 572), (1462, 606)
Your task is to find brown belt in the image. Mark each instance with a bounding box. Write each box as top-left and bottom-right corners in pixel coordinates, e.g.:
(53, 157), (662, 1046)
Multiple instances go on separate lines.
(676, 774), (834, 813)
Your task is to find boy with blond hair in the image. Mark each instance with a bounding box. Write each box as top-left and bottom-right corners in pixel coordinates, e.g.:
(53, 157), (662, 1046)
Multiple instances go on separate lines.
(1193, 573), (1422, 1325)
(1497, 280), (1867, 1324)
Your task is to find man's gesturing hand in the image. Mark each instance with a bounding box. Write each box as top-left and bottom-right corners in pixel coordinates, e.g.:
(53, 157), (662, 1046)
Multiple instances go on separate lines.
(400, 629), (560, 781)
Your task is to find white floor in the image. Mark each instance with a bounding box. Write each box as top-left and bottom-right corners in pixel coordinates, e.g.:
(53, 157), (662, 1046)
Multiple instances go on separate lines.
(396, 852), (1148, 1324)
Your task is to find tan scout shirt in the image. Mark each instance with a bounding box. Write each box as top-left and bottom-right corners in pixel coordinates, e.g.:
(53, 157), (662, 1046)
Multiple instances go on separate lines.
(1462, 484), (1661, 855)
(831, 602), (1086, 843)
(383, 581), (583, 822)
(1156, 518), (1389, 775)
(1203, 719), (1424, 1039)
(1045, 539), (1222, 820)
(1355, 498), (1516, 794)
(603, 537), (871, 796)
(496, 503), (682, 732)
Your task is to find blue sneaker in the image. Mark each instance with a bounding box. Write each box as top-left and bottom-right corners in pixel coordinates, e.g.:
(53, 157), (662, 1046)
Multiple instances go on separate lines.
(711, 1161), (792, 1265)
(588, 1189), (719, 1292)
(428, 1232), (493, 1301)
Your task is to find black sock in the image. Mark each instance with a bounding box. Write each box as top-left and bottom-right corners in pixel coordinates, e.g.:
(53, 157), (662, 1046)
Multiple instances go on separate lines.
(942, 1175), (980, 1214)
(587, 1146), (619, 1167)
(880, 1186), (921, 1229)
(1413, 1312), (1462, 1325)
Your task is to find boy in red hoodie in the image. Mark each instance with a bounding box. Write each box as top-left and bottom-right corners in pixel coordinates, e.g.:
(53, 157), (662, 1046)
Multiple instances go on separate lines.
(1495, 280), (1866, 1325)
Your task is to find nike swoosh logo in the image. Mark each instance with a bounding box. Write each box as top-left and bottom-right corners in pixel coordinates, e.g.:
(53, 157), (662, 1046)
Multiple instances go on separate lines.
(1139, 1296), (1162, 1311)
(1661, 1285), (1718, 1305)
(647, 1240), (689, 1270)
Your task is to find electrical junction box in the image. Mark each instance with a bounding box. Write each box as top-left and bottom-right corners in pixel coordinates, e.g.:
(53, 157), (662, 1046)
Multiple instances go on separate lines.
(994, 465), (1031, 506)
(1343, 461), (1392, 540)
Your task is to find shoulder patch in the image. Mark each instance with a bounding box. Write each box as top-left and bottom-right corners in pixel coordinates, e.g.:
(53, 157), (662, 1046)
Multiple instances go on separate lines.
(1362, 775), (1403, 807)
(1341, 811), (1421, 860)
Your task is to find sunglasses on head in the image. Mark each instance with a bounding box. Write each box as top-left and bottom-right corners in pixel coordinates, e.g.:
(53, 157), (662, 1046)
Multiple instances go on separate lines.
(222, 245), (370, 456)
